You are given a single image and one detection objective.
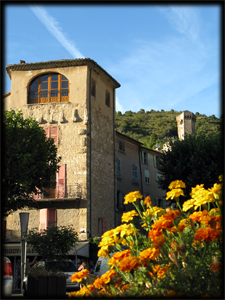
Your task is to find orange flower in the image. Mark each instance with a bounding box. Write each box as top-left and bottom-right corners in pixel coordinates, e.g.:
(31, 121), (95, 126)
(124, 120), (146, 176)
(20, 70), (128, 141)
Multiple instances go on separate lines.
(93, 269), (117, 289)
(108, 249), (132, 266)
(71, 269), (90, 283)
(152, 234), (166, 248)
(170, 240), (177, 250)
(189, 210), (208, 222)
(117, 256), (140, 273)
(194, 227), (220, 242)
(178, 219), (191, 232)
(139, 247), (160, 265)
(144, 195), (152, 207)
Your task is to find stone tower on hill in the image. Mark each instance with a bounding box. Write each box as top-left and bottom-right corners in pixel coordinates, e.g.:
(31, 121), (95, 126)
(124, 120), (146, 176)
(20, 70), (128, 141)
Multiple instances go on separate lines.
(176, 110), (196, 140)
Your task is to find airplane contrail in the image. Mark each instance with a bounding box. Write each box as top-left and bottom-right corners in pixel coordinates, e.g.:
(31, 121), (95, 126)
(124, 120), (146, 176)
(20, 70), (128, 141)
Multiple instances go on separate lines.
(30, 5), (84, 59)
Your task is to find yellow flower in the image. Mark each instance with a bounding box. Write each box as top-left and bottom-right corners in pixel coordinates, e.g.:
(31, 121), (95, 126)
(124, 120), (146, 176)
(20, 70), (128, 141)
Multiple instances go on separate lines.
(143, 207), (165, 218)
(166, 188), (184, 200)
(218, 174), (223, 182)
(168, 180), (186, 190)
(124, 191), (143, 204)
(208, 183), (222, 200)
(182, 199), (196, 212)
(121, 210), (139, 223)
(178, 219), (191, 231)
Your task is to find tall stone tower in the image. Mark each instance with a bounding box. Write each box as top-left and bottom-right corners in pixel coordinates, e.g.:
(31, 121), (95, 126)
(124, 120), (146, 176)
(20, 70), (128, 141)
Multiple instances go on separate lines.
(176, 110), (196, 140)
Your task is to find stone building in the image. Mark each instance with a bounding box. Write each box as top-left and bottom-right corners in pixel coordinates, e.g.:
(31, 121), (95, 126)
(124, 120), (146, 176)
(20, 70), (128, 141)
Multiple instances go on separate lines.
(3, 59), (120, 285)
(176, 110), (196, 140)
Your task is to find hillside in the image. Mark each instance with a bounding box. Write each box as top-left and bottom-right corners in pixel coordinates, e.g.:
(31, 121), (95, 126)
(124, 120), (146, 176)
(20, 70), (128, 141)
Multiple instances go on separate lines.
(115, 109), (222, 149)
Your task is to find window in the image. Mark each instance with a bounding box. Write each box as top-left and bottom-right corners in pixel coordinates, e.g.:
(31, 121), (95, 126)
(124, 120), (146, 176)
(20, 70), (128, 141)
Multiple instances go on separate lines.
(118, 140), (125, 152)
(132, 164), (138, 183)
(43, 126), (59, 145)
(28, 73), (69, 104)
(117, 158), (121, 178)
(154, 155), (160, 169)
(144, 169), (150, 184)
(117, 191), (125, 211)
(33, 164), (66, 199)
(156, 173), (163, 188)
(98, 218), (106, 235)
(39, 208), (57, 232)
(105, 91), (110, 107)
(142, 151), (150, 165)
(91, 79), (96, 97)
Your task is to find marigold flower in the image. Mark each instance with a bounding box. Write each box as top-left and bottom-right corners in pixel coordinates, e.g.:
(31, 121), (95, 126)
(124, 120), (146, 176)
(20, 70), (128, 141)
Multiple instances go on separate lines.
(71, 269), (90, 283)
(108, 249), (132, 266)
(208, 183), (222, 201)
(166, 188), (184, 200)
(178, 219), (191, 231)
(189, 210), (208, 222)
(121, 210), (139, 223)
(209, 208), (219, 215)
(93, 269), (117, 289)
(168, 180), (186, 190)
(152, 234), (166, 248)
(218, 174), (223, 182)
(182, 199), (196, 211)
(139, 247), (160, 262)
(117, 256), (140, 272)
(194, 227), (220, 242)
(124, 191), (143, 204)
(143, 195), (152, 207)
(210, 257), (221, 273)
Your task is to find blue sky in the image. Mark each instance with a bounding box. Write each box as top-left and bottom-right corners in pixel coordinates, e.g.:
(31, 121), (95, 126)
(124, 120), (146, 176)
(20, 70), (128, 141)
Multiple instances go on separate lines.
(4, 4), (222, 118)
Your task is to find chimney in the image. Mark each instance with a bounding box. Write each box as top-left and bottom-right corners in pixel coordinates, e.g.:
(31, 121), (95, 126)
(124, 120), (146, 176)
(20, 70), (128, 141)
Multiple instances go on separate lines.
(20, 60), (25, 64)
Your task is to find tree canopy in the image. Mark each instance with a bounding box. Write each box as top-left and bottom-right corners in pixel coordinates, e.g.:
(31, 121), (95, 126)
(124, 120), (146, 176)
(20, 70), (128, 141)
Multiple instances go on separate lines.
(2, 109), (61, 216)
(157, 133), (223, 205)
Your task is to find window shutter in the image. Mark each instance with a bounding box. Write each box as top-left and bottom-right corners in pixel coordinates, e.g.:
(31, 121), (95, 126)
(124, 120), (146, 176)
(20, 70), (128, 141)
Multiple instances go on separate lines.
(102, 218), (106, 233)
(50, 127), (58, 145)
(43, 127), (50, 138)
(33, 187), (42, 199)
(147, 153), (151, 166)
(47, 208), (57, 228)
(39, 209), (48, 232)
(142, 151), (144, 164)
(57, 164), (66, 198)
(154, 155), (157, 168)
(117, 158), (121, 177)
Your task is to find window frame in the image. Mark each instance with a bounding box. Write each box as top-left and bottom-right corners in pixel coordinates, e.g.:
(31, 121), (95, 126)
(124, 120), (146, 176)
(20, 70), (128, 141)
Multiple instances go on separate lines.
(118, 140), (125, 152)
(28, 73), (69, 104)
(105, 90), (110, 107)
(132, 164), (138, 183)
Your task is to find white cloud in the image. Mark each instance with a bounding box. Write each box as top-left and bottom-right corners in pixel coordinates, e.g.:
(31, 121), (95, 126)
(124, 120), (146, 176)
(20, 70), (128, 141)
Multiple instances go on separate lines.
(30, 5), (84, 59)
(115, 96), (124, 113)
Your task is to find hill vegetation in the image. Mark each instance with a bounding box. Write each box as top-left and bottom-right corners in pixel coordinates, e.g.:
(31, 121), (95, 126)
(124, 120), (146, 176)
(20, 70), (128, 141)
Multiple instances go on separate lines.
(115, 109), (222, 149)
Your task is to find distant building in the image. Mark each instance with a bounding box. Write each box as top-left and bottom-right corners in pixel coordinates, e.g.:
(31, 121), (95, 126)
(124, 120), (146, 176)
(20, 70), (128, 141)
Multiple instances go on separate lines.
(176, 110), (196, 141)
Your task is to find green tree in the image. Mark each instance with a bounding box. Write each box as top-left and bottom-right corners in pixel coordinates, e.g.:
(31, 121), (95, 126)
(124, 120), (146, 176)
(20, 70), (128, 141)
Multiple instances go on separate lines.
(26, 226), (78, 267)
(157, 133), (223, 205)
(2, 109), (61, 216)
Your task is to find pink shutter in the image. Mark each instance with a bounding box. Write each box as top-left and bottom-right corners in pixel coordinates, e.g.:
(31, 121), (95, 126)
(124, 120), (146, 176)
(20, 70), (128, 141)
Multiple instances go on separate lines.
(43, 127), (50, 138)
(39, 209), (48, 232)
(47, 208), (57, 228)
(57, 164), (66, 198)
(102, 218), (106, 233)
(33, 187), (42, 199)
(50, 127), (58, 145)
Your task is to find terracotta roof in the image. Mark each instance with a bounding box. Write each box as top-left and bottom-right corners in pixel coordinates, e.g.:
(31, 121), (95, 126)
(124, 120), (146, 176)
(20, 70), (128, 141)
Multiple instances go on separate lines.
(5, 58), (121, 88)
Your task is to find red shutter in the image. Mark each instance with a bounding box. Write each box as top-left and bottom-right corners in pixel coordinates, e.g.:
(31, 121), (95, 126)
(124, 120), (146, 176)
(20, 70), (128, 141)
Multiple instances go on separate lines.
(39, 209), (48, 232)
(47, 208), (57, 228)
(50, 127), (58, 145)
(102, 218), (106, 233)
(57, 164), (66, 198)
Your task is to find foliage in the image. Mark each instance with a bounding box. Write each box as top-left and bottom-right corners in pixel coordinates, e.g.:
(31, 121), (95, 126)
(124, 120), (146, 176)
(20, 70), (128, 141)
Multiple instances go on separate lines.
(87, 237), (101, 263)
(68, 176), (223, 298)
(157, 133), (223, 206)
(115, 109), (222, 149)
(26, 225), (78, 269)
(27, 266), (68, 278)
(2, 109), (61, 216)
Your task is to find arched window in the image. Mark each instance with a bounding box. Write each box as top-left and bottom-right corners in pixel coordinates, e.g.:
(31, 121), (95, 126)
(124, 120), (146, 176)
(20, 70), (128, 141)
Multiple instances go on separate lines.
(28, 73), (69, 104)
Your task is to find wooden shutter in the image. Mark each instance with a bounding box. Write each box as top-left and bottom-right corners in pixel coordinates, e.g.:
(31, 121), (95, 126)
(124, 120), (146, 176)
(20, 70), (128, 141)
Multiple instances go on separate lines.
(50, 127), (58, 145)
(43, 127), (50, 138)
(141, 151), (144, 164)
(57, 164), (66, 198)
(47, 208), (57, 228)
(39, 209), (48, 232)
(102, 218), (106, 233)
(147, 153), (151, 166)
